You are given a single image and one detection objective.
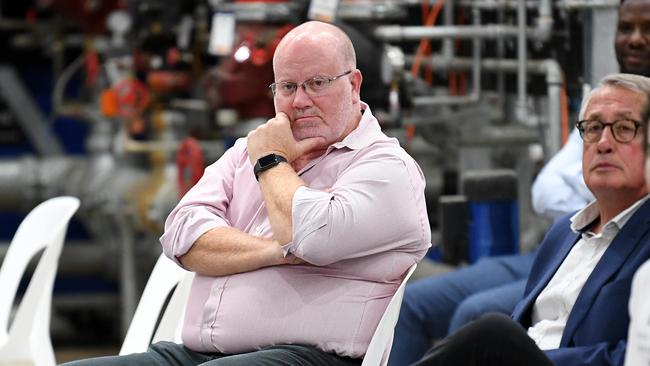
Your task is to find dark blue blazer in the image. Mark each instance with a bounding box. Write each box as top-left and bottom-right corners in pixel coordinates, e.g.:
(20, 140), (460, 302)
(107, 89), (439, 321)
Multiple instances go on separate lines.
(512, 199), (650, 366)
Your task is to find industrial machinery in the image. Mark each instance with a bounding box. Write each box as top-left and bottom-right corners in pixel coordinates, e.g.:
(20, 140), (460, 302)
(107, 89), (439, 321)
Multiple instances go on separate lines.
(0, 0), (621, 344)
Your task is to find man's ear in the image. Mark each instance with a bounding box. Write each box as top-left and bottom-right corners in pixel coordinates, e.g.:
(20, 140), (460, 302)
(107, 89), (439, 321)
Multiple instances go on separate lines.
(350, 69), (363, 104)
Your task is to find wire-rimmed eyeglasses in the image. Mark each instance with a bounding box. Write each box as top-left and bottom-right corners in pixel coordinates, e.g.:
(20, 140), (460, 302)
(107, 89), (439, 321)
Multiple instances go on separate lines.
(269, 70), (352, 98)
(576, 119), (643, 143)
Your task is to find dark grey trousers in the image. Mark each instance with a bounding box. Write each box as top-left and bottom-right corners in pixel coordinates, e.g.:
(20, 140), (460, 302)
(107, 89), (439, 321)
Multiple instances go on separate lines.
(59, 342), (362, 366)
(412, 313), (553, 366)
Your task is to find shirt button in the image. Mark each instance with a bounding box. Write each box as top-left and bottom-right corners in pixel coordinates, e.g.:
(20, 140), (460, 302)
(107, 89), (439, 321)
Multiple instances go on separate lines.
(256, 226), (263, 233)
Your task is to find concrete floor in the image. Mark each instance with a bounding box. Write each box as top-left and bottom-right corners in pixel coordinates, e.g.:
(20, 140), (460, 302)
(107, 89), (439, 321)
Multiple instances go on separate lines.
(55, 347), (120, 363)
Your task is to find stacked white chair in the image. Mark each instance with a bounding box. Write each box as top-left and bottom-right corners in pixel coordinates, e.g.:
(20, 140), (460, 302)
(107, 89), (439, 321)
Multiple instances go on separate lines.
(0, 196), (80, 366)
(119, 253), (194, 355)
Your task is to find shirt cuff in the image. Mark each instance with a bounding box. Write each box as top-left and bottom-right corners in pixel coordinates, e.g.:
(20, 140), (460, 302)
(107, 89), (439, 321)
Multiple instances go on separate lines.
(282, 185), (330, 258)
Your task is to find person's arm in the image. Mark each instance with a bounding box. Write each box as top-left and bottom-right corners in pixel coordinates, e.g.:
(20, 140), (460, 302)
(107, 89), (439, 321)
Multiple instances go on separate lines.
(256, 162), (305, 243)
(179, 226), (299, 277)
(245, 112), (323, 244)
(285, 148), (431, 265)
(532, 128), (594, 220)
(544, 340), (626, 366)
(160, 139), (300, 276)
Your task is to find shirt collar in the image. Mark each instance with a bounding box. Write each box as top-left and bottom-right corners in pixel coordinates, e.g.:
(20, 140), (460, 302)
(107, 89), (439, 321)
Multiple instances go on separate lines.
(570, 195), (650, 233)
(328, 102), (388, 152)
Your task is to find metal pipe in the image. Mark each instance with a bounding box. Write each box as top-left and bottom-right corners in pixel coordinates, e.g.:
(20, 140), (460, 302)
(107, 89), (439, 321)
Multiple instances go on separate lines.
(516, 0), (527, 120)
(407, 55), (564, 155)
(471, 8), (482, 104)
(455, 0), (544, 8)
(496, 5), (506, 111)
(210, 2), (301, 22)
(541, 59), (564, 156)
(414, 7), (483, 107)
(337, 2), (408, 21)
(442, 0), (455, 60)
(534, 0), (553, 41)
(454, 0), (618, 9)
(410, 55), (559, 76)
(374, 24), (525, 42)
(0, 157), (81, 211)
(372, 0), (536, 7)
(52, 54), (85, 117)
(412, 94), (480, 106)
(115, 212), (137, 335)
(546, 71), (563, 156)
(556, 0), (619, 9)
(375, 0), (560, 43)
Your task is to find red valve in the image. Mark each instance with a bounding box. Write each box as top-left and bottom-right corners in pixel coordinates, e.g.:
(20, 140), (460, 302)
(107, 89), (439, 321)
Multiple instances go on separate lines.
(85, 50), (100, 87)
(113, 77), (150, 119)
(176, 137), (205, 197)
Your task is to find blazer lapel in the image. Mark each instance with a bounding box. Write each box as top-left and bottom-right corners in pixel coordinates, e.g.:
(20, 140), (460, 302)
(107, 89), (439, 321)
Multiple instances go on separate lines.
(516, 228), (580, 325)
(560, 201), (650, 346)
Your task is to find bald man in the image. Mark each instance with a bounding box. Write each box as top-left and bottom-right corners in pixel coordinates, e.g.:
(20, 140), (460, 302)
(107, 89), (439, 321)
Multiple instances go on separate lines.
(62, 21), (430, 366)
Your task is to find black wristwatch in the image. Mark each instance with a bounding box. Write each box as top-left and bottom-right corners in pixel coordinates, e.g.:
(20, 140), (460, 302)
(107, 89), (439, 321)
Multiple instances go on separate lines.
(253, 153), (287, 181)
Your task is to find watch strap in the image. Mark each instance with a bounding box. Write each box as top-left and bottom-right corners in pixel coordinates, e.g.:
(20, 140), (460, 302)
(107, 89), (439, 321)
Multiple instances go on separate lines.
(253, 153), (287, 181)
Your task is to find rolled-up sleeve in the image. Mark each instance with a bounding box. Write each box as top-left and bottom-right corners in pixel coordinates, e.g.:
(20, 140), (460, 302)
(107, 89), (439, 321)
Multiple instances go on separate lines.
(160, 140), (243, 266)
(284, 150), (431, 266)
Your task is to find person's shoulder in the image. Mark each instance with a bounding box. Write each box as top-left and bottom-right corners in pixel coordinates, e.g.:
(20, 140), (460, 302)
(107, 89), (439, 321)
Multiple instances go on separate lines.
(538, 212), (577, 247)
(204, 137), (249, 170)
(544, 211), (576, 235)
(356, 138), (419, 167)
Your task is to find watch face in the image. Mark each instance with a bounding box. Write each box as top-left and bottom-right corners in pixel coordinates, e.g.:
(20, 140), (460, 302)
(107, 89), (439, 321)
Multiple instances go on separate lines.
(258, 154), (278, 167)
(254, 154), (286, 180)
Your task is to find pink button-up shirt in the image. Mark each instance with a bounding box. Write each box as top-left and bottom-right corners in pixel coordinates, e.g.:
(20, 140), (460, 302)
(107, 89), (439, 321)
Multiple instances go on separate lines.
(160, 105), (431, 358)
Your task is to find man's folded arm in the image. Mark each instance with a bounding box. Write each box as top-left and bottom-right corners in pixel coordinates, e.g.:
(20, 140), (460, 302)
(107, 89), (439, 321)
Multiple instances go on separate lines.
(178, 226), (292, 277)
(256, 161), (307, 245)
(160, 139), (299, 277)
(285, 154), (431, 266)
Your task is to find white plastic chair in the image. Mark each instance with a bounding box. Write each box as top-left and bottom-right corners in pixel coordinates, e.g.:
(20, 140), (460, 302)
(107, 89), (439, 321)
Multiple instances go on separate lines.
(119, 253), (194, 355)
(361, 263), (417, 366)
(0, 196), (80, 366)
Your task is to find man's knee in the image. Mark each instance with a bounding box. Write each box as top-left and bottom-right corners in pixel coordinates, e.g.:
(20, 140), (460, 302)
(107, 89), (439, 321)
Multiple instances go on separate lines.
(450, 296), (484, 329)
(461, 313), (526, 344)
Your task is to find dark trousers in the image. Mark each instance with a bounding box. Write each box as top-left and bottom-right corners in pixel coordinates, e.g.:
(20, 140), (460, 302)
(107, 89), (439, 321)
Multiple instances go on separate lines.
(59, 342), (361, 366)
(411, 313), (553, 366)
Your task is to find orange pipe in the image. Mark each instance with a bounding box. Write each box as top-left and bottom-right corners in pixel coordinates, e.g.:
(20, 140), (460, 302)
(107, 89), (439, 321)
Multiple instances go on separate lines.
(410, 0), (447, 78)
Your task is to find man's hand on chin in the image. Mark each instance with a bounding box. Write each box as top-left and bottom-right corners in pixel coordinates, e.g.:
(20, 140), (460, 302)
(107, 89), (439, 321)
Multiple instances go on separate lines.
(247, 112), (323, 164)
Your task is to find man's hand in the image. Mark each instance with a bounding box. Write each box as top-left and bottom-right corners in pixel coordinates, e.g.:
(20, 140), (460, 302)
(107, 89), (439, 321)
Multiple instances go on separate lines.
(247, 112), (322, 164)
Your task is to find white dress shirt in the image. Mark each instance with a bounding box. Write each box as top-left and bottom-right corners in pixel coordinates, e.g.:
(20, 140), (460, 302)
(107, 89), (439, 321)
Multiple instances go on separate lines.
(527, 196), (649, 350)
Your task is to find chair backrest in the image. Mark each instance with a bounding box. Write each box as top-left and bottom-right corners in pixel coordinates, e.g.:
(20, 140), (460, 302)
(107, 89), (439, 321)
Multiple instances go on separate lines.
(119, 253), (194, 355)
(361, 263), (417, 366)
(624, 258), (650, 366)
(0, 196), (80, 366)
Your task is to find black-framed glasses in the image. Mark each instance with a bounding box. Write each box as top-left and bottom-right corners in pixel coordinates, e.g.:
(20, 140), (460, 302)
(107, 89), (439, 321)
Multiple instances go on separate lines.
(269, 70), (352, 98)
(576, 119), (643, 143)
